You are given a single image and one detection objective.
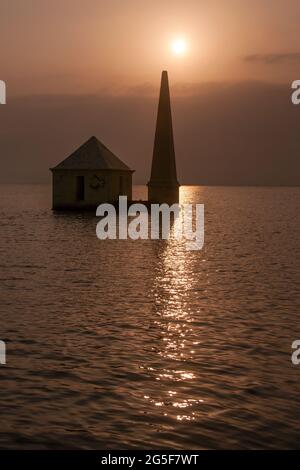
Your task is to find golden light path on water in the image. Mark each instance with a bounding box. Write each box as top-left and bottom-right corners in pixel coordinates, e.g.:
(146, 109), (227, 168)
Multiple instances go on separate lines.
(141, 189), (206, 423)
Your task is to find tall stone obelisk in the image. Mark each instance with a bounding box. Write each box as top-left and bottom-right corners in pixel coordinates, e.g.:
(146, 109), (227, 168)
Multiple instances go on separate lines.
(147, 70), (180, 204)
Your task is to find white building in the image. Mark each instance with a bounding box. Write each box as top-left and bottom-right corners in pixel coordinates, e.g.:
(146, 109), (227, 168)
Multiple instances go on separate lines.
(51, 136), (134, 210)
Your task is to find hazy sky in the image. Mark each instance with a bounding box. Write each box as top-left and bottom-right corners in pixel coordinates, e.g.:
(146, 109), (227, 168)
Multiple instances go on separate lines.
(1, 0), (300, 95)
(1, 0), (300, 184)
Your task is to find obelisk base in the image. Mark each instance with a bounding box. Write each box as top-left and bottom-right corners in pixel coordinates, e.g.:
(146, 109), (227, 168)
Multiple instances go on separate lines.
(148, 184), (179, 205)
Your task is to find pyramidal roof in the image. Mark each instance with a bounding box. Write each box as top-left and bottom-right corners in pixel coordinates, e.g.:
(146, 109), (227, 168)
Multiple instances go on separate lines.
(52, 136), (132, 171)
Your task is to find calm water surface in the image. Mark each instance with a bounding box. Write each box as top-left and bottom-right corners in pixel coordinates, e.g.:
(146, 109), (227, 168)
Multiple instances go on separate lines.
(0, 184), (300, 449)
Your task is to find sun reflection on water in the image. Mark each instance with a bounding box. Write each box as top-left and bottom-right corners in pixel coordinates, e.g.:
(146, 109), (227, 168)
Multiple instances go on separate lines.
(144, 213), (205, 422)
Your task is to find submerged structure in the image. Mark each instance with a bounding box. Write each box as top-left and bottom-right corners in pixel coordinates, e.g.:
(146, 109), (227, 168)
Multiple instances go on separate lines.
(148, 70), (180, 204)
(50, 136), (133, 210)
(50, 70), (179, 210)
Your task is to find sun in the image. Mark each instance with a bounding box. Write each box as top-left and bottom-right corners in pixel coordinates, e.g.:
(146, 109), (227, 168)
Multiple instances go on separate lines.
(171, 38), (187, 56)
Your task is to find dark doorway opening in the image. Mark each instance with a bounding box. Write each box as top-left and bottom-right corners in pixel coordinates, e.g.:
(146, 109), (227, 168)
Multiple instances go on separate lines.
(76, 176), (85, 201)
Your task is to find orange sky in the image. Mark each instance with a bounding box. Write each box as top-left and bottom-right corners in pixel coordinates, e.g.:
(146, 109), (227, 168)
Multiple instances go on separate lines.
(1, 0), (300, 96)
(1, 0), (300, 185)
